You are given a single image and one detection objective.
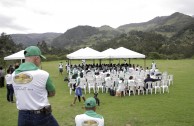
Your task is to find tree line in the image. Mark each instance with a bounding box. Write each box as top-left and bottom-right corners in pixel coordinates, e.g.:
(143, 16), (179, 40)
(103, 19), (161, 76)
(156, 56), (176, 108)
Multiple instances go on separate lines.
(93, 28), (194, 59)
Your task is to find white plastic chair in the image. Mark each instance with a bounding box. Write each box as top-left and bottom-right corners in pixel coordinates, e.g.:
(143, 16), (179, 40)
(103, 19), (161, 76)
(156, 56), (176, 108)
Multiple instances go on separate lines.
(161, 80), (169, 93)
(105, 79), (113, 93)
(96, 77), (104, 93)
(68, 79), (76, 95)
(128, 81), (136, 96)
(112, 77), (119, 90)
(167, 74), (173, 86)
(79, 78), (87, 94)
(87, 77), (96, 93)
(153, 81), (161, 94)
(146, 82), (153, 95)
(136, 81), (144, 95)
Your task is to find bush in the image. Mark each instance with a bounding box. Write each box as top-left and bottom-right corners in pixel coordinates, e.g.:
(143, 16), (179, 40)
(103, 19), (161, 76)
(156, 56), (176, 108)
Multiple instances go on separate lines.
(148, 52), (162, 59)
(44, 54), (68, 61)
(167, 54), (184, 60)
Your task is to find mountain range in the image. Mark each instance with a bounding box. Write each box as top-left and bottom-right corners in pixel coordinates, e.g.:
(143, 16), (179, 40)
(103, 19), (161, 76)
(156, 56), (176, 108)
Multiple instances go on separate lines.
(10, 32), (62, 47)
(10, 12), (194, 49)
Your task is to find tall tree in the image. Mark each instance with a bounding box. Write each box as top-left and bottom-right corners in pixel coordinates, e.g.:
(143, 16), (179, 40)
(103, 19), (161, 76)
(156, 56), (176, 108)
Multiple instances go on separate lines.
(0, 33), (18, 60)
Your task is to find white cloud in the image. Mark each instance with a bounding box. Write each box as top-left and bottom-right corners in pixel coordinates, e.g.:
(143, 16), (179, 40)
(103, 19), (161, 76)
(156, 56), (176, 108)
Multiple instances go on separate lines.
(0, 0), (193, 34)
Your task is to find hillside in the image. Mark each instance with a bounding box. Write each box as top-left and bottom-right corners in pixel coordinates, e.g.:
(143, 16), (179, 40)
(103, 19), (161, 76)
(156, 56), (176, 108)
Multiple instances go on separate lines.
(51, 12), (194, 50)
(117, 12), (194, 37)
(51, 25), (121, 49)
(10, 32), (62, 47)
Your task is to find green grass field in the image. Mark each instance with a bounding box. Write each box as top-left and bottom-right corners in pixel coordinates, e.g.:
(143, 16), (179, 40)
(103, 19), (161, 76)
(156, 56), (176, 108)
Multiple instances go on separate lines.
(0, 59), (194, 126)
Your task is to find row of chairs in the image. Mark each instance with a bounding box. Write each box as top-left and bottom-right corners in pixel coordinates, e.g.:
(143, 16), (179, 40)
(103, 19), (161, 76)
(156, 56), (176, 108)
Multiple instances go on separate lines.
(68, 76), (172, 96)
(145, 80), (169, 95)
(113, 79), (170, 96)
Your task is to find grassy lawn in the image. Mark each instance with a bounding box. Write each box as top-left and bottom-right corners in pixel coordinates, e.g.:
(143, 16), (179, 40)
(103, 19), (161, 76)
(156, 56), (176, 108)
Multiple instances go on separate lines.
(0, 59), (194, 126)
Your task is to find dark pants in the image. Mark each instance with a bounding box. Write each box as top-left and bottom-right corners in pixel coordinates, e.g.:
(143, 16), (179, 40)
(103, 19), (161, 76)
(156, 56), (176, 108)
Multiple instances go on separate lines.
(18, 110), (59, 126)
(0, 77), (4, 87)
(6, 84), (14, 102)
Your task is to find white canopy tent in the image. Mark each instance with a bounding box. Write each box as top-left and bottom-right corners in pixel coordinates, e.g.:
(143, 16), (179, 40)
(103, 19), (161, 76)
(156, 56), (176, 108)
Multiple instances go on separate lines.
(101, 47), (145, 59)
(4, 50), (25, 62)
(67, 47), (145, 59)
(113, 47), (145, 59)
(100, 47), (146, 65)
(67, 47), (106, 59)
(66, 48), (84, 59)
(101, 48), (118, 58)
(67, 47), (146, 67)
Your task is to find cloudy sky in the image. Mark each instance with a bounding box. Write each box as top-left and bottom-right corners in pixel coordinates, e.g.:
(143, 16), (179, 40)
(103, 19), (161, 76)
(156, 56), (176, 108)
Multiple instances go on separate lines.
(0, 0), (194, 34)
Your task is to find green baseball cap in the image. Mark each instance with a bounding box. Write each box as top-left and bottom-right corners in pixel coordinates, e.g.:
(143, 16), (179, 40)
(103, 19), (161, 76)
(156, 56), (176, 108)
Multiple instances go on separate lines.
(24, 46), (46, 59)
(85, 97), (96, 108)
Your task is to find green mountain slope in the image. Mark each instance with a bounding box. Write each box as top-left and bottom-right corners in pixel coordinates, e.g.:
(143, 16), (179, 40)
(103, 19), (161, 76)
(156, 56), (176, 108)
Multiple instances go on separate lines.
(10, 33), (62, 47)
(51, 25), (121, 49)
(117, 12), (194, 37)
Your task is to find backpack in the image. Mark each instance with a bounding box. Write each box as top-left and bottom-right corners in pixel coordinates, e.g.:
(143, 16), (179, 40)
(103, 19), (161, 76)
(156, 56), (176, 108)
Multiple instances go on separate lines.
(64, 77), (68, 81)
(109, 89), (115, 96)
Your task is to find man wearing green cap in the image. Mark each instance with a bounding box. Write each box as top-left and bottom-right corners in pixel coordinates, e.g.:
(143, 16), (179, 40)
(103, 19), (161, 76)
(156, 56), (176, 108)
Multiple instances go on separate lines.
(12, 46), (59, 126)
(75, 97), (104, 126)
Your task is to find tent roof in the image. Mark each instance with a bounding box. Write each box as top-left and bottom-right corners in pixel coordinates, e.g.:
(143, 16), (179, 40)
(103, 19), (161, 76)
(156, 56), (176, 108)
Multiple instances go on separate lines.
(67, 47), (145, 59)
(67, 47), (105, 59)
(113, 47), (145, 58)
(101, 48), (118, 58)
(101, 47), (145, 59)
(4, 50), (25, 60)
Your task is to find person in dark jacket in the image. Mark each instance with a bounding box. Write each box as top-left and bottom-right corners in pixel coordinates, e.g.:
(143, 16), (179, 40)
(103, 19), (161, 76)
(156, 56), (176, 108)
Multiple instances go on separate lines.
(144, 74), (160, 89)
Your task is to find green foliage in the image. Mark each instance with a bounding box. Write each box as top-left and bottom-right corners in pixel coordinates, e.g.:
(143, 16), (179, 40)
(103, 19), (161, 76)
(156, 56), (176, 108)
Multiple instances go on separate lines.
(10, 33), (62, 47)
(45, 54), (68, 61)
(0, 33), (22, 62)
(148, 52), (162, 59)
(52, 26), (100, 48)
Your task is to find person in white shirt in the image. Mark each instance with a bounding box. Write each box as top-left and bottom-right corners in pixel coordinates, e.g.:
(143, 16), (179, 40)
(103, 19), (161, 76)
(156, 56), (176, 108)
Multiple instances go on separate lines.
(115, 78), (126, 96)
(151, 61), (156, 72)
(5, 69), (14, 103)
(75, 97), (104, 126)
(12, 46), (59, 126)
(59, 62), (63, 75)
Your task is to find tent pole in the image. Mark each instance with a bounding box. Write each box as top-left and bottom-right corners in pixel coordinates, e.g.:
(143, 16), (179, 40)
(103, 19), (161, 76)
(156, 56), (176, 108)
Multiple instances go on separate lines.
(128, 59), (130, 64)
(144, 58), (146, 70)
(99, 59), (101, 65)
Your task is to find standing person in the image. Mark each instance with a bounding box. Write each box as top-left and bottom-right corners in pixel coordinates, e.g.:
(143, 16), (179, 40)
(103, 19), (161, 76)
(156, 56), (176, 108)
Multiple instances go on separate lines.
(75, 97), (104, 126)
(151, 61), (156, 74)
(65, 60), (68, 71)
(5, 69), (14, 103)
(59, 62), (63, 75)
(70, 72), (86, 106)
(12, 46), (59, 126)
(0, 66), (5, 87)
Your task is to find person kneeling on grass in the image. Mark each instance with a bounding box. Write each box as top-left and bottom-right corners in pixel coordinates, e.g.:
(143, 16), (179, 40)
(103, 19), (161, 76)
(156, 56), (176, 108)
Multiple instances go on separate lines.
(75, 97), (104, 126)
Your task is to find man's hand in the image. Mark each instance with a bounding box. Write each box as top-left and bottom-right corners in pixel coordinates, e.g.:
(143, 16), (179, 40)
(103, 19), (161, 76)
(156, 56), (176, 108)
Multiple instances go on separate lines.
(48, 91), (55, 97)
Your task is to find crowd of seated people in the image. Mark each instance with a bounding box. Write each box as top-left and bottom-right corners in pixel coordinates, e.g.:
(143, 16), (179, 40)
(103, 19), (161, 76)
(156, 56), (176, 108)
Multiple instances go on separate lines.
(66, 62), (169, 95)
